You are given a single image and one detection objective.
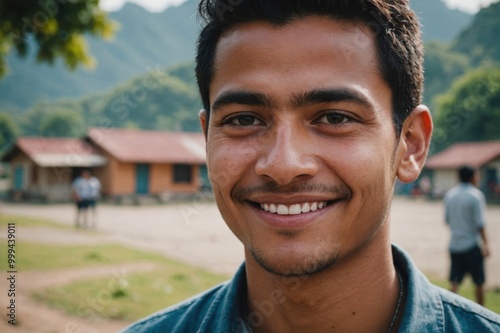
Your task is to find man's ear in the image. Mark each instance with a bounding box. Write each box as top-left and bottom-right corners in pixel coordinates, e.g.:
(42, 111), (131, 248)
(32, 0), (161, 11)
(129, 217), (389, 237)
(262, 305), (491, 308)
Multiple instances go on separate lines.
(396, 105), (433, 183)
(199, 109), (208, 139)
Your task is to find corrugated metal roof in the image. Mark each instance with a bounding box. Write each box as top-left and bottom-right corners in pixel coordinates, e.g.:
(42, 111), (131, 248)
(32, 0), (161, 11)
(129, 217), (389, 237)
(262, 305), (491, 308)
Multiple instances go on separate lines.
(87, 127), (206, 164)
(3, 137), (107, 167)
(426, 141), (500, 169)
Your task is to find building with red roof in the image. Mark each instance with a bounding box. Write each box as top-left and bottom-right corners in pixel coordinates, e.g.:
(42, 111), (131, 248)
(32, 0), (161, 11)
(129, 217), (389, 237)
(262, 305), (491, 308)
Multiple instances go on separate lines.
(1, 128), (207, 202)
(85, 128), (207, 200)
(425, 141), (500, 196)
(1, 137), (106, 201)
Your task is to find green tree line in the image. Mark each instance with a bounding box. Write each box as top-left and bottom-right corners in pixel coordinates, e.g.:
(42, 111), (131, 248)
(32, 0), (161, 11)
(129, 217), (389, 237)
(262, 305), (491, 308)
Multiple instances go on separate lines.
(1, 1), (500, 155)
(0, 62), (201, 153)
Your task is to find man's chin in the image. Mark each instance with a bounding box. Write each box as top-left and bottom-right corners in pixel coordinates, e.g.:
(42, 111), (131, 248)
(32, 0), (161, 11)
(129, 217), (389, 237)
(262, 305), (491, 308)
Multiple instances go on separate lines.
(249, 248), (339, 277)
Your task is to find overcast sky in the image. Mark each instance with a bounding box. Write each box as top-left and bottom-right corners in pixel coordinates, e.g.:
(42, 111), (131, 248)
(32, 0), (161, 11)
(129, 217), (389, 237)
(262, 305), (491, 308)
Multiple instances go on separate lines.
(100, 0), (498, 14)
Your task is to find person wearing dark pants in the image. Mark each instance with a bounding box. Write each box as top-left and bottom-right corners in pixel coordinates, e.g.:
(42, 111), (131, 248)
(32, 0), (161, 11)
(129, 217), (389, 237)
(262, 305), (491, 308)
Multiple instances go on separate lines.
(445, 166), (490, 306)
(72, 170), (101, 229)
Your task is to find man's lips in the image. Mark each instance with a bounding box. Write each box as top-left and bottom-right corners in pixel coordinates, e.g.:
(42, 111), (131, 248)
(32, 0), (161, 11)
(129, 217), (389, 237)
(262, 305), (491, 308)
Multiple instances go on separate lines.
(244, 197), (344, 228)
(234, 183), (351, 221)
(259, 201), (329, 215)
(245, 196), (345, 217)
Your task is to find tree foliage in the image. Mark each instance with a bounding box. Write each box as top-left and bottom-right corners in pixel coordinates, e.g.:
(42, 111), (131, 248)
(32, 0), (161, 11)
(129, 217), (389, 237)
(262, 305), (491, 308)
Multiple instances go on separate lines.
(0, 1), (199, 109)
(12, 62), (202, 136)
(1, 2), (499, 149)
(0, 0), (116, 77)
(39, 109), (84, 137)
(433, 68), (500, 152)
(0, 113), (19, 153)
(99, 63), (201, 132)
(452, 1), (500, 67)
(423, 41), (470, 107)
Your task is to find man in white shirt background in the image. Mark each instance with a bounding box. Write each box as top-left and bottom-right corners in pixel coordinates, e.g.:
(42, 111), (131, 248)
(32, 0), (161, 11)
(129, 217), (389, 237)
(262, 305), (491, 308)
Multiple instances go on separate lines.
(72, 169), (101, 229)
(445, 165), (490, 306)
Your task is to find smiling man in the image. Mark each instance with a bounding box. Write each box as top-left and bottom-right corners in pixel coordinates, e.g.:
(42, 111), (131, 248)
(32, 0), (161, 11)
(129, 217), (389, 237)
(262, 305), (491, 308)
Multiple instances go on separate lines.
(121, 1), (500, 332)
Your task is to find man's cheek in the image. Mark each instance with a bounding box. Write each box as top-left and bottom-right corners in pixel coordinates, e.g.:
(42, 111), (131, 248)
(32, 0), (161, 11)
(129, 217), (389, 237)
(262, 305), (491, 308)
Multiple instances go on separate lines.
(209, 157), (243, 190)
(209, 141), (260, 187)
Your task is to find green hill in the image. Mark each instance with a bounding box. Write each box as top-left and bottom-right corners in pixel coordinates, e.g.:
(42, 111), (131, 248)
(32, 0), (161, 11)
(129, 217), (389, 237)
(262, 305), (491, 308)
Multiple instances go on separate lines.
(0, 0), (472, 110)
(421, 2), (500, 152)
(452, 1), (500, 67)
(0, 0), (199, 109)
(423, 1), (500, 106)
(14, 62), (201, 136)
(411, 0), (472, 42)
(6, 0), (500, 144)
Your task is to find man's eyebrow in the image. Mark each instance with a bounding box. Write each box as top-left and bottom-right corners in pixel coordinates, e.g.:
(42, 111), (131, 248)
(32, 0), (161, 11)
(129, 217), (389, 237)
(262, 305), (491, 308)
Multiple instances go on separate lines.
(211, 91), (274, 112)
(292, 88), (374, 109)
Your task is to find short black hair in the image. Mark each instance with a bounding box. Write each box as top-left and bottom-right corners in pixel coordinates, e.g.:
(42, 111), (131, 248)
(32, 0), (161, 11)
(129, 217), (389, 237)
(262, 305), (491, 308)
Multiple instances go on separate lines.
(458, 166), (476, 183)
(196, 0), (424, 137)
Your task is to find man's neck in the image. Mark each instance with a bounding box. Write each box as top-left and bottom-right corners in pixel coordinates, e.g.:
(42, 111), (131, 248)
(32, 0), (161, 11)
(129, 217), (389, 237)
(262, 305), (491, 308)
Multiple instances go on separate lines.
(244, 229), (401, 333)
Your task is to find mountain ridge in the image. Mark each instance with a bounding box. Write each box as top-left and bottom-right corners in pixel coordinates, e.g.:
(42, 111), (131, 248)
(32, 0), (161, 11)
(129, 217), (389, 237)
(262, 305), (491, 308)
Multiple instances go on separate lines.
(0, 0), (200, 109)
(0, 0), (474, 110)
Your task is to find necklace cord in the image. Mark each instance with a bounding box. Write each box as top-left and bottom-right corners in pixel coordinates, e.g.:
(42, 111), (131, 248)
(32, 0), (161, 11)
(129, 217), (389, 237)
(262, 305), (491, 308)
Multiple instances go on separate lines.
(387, 270), (404, 333)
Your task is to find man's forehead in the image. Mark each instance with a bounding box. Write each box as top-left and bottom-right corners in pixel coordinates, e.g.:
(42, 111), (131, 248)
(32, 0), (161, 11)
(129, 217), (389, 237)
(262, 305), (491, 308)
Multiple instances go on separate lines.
(213, 16), (377, 81)
(219, 16), (375, 48)
(210, 16), (381, 102)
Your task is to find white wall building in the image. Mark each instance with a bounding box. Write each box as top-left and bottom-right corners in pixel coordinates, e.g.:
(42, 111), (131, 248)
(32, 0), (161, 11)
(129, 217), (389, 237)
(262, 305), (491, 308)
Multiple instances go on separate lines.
(425, 141), (500, 198)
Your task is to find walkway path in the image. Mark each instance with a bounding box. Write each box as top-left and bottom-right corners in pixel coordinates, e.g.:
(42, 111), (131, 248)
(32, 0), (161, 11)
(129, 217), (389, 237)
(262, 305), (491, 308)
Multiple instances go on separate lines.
(0, 197), (499, 332)
(2, 197), (500, 284)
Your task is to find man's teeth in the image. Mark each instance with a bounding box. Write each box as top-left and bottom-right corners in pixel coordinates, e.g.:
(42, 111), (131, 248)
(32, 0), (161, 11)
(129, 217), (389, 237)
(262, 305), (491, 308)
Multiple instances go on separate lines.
(260, 202), (328, 215)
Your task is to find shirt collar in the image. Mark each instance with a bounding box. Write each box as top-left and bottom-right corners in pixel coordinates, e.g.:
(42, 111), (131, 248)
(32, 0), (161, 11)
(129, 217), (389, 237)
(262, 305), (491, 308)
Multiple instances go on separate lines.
(210, 245), (445, 332)
(197, 263), (250, 332)
(393, 244), (444, 332)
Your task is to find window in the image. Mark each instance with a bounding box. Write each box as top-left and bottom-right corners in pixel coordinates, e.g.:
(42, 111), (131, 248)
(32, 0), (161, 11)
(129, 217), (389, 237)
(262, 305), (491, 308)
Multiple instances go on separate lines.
(173, 164), (192, 184)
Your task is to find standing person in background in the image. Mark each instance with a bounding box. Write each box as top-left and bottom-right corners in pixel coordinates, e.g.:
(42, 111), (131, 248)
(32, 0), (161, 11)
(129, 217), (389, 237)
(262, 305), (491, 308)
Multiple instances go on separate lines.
(72, 169), (101, 229)
(445, 166), (490, 306)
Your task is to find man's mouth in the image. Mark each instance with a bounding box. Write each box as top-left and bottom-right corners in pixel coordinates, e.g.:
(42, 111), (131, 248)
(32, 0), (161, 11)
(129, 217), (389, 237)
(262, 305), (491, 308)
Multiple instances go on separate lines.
(258, 201), (329, 215)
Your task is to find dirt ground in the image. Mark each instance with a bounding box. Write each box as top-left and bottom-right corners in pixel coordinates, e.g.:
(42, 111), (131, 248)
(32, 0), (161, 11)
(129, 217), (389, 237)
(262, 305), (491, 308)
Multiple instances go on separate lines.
(1, 197), (499, 332)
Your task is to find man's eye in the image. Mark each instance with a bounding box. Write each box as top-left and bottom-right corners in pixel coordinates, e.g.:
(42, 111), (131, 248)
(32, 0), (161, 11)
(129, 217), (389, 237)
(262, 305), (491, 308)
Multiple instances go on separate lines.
(228, 115), (262, 126)
(317, 113), (350, 124)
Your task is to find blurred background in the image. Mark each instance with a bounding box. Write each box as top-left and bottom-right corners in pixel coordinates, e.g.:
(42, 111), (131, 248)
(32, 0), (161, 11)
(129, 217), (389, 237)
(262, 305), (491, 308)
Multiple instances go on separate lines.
(0, 0), (499, 201)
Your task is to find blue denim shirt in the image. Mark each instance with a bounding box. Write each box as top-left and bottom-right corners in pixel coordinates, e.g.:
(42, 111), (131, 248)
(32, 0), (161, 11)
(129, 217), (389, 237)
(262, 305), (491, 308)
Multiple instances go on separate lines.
(121, 245), (500, 332)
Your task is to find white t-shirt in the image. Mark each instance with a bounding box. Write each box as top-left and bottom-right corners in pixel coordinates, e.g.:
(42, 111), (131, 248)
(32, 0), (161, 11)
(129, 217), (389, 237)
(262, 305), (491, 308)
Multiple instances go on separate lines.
(72, 176), (101, 200)
(444, 183), (486, 252)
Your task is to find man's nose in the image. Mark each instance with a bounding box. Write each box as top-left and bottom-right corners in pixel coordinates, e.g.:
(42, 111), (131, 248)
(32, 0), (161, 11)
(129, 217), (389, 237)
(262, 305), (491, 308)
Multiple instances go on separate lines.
(255, 122), (319, 185)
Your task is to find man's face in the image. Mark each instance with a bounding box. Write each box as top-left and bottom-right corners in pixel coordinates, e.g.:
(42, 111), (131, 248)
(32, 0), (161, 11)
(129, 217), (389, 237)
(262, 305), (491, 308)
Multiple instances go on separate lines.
(203, 17), (409, 276)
